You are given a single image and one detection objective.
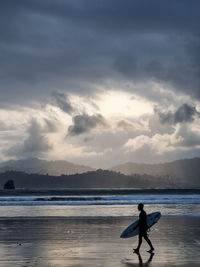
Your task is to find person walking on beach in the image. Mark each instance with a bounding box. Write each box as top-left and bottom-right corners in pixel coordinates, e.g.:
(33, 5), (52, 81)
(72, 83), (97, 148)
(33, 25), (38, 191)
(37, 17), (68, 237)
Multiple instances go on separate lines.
(133, 203), (154, 254)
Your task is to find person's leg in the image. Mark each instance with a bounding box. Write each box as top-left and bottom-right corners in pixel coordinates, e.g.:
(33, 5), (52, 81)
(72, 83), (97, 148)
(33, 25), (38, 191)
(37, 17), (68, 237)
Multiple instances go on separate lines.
(134, 233), (143, 253)
(143, 232), (154, 251)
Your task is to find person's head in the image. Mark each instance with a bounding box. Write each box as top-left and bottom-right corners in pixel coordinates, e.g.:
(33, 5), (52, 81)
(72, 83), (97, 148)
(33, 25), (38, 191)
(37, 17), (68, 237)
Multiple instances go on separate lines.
(138, 203), (144, 211)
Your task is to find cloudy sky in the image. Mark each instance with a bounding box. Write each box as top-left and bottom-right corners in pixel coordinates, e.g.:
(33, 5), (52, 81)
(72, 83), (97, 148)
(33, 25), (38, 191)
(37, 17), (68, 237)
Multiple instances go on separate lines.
(1, 0), (200, 168)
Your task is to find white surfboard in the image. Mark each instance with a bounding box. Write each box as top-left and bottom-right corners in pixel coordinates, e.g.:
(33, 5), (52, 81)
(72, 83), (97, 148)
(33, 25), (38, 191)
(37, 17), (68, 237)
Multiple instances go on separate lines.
(120, 212), (161, 238)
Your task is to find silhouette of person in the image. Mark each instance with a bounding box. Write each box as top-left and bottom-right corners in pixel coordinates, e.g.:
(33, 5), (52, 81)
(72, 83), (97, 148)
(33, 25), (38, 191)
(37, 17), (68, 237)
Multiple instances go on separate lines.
(133, 203), (154, 254)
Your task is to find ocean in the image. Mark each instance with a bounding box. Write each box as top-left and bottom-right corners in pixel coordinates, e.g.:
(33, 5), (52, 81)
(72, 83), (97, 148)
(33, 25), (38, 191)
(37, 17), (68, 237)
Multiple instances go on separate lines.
(0, 193), (199, 218)
(0, 191), (200, 266)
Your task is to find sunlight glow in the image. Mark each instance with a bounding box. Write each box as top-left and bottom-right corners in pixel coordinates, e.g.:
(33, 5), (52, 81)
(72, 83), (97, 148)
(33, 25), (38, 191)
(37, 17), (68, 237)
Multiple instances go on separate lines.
(94, 90), (154, 118)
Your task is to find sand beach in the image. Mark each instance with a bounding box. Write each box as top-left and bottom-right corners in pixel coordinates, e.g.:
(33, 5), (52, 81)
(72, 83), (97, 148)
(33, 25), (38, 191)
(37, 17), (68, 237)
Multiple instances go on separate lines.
(0, 216), (199, 266)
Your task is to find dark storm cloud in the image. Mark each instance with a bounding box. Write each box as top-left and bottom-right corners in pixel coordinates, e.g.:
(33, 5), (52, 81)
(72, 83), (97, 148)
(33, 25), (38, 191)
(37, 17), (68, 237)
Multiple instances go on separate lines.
(1, 0), (200, 104)
(68, 113), (106, 136)
(5, 119), (53, 157)
(52, 91), (74, 114)
(174, 125), (200, 148)
(116, 120), (144, 132)
(156, 104), (200, 125)
(117, 120), (134, 131)
(22, 119), (52, 153)
(0, 121), (15, 131)
(43, 118), (58, 132)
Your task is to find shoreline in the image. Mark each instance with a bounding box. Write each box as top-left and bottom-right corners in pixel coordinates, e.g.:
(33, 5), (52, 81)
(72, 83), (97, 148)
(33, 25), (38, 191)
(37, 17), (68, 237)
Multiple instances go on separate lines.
(0, 188), (200, 196)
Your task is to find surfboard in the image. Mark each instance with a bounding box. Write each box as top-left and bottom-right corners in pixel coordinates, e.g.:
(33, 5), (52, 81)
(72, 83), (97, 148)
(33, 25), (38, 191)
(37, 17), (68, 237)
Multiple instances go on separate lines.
(120, 212), (161, 238)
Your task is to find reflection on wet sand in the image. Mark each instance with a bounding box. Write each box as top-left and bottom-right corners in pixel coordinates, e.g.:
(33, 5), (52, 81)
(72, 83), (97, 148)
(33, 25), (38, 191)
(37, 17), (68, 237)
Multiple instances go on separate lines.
(138, 252), (154, 266)
(123, 252), (154, 267)
(0, 217), (199, 266)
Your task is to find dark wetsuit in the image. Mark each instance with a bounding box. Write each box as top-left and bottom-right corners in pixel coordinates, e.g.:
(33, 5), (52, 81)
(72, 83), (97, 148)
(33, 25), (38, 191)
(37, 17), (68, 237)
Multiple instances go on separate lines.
(135, 208), (154, 252)
(139, 210), (148, 234)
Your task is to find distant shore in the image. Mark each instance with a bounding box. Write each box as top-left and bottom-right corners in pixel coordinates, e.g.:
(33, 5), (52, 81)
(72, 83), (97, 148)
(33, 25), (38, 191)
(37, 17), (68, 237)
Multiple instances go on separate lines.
(0, 188), (200, 196)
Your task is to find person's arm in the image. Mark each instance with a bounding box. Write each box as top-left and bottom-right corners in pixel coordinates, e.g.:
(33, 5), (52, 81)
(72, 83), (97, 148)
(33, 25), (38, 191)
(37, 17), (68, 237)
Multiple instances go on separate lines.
(139, 211), (147, 229)
(135, 213), (142, 228)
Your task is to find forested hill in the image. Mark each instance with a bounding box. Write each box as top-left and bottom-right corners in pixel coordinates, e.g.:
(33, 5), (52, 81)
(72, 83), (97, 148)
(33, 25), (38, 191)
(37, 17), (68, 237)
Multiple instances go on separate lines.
(0, 169), (198, 189)
(1, 158), (200, 187)
(110, 158), (200, 187)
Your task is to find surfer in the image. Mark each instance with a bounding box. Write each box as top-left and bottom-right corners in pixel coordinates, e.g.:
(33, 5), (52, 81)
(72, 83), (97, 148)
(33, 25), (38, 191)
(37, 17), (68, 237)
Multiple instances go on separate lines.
(133, 203), (154, 254)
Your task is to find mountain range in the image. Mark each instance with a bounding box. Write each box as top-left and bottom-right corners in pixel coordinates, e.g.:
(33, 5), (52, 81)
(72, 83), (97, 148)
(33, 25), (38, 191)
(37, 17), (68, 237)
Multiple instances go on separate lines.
(0, 158), (94, 176)
(0, 157), (199, 188)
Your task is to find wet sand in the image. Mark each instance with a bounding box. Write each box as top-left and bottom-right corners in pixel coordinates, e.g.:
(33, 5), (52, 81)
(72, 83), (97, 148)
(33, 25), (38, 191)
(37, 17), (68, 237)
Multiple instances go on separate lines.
(0, 217), (199, 266)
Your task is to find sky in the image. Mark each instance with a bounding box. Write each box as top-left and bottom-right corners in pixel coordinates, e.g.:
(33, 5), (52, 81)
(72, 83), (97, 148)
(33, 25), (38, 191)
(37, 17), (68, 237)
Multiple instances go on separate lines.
(0, 0), (200, 168)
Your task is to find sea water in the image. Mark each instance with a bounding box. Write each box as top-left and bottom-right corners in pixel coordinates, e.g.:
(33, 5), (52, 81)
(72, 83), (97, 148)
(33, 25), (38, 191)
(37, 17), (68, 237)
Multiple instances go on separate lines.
(0, 194), (199, 218)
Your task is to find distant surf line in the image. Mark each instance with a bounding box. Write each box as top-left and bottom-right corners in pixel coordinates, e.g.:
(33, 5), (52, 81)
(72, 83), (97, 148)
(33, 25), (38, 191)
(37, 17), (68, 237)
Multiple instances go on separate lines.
(0, 194), (199, 202)
(0, 201), (199, 206)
